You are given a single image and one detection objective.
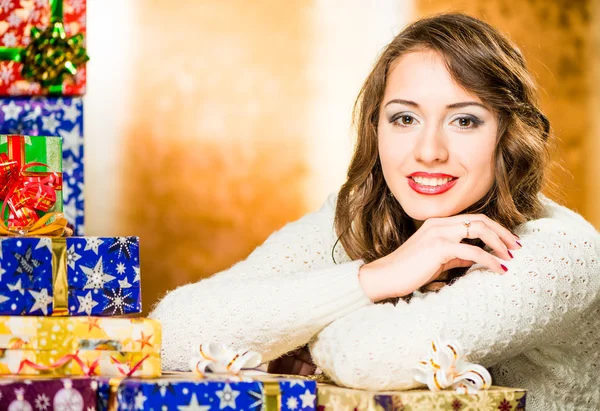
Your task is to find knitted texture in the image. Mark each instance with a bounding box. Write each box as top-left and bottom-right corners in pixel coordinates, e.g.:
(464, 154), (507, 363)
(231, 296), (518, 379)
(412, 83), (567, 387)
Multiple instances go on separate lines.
(150, 193), (600, 411)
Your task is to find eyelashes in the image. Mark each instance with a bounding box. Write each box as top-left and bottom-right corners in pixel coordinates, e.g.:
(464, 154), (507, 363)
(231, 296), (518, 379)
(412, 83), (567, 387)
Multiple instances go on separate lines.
(388, 113), (484, 130)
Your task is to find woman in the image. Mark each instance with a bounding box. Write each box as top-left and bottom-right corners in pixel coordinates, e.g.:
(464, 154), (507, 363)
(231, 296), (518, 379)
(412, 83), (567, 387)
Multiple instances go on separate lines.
(150, 13), (600, 411)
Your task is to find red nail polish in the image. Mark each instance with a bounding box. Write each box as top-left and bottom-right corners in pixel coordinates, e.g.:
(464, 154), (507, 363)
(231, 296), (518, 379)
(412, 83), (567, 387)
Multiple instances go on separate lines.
(501, 264), (508, 272)
(507, 250), (513, 258)
(516, 240), (522, 248)
(513, 233), (520, 239)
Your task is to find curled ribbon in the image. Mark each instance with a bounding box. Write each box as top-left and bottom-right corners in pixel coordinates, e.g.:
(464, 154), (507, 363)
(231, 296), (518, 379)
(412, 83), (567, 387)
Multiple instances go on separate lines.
(413, 339), (492, 394)
(0, 138), (68, 236)
(189, 343), (262, 378)
(17, 350), (100, 376)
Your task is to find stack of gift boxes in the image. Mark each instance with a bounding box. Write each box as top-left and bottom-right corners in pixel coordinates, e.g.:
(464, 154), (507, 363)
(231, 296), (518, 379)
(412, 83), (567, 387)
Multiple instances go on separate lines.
(0, 1), (526, 410)
(0, 0), (162, 409)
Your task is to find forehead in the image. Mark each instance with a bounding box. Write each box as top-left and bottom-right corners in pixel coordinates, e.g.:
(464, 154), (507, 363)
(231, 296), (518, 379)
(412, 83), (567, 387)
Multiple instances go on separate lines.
(383, 50), (482, 105)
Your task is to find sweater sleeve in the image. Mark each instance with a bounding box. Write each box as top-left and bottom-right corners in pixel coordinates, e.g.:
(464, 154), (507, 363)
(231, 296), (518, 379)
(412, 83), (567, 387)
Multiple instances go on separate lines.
(148, 193), (372, 371)
(309, 216), (600, 390)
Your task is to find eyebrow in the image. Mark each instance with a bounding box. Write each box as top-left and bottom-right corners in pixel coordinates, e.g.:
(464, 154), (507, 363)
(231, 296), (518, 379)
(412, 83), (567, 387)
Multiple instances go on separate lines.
(383, 99), (487, 110)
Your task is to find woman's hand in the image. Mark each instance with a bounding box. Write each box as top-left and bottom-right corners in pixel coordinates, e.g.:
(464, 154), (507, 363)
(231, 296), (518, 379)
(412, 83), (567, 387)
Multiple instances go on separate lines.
(267, 345), (316, 376)
(359, 214), (521, 302)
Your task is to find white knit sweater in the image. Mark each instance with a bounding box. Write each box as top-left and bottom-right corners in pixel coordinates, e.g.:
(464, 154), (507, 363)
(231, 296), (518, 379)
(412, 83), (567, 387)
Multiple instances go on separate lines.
(149, 193), (600, 411)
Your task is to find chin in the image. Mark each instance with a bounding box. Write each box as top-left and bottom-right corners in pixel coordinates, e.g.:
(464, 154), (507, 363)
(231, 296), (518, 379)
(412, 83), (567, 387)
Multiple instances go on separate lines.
(401, 203), (458, 221)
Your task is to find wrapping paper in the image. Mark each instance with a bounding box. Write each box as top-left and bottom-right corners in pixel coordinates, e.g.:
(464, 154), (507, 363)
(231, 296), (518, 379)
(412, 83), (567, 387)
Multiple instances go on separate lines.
(0, 0), (87, 96)
(0, 316), (161, 377)
(0, 236), (141, 316)
(0, 97), (84, 234)
(0, 377), (98, 411)
(0, 134), (63, 230)
(316, 384), (527, 411)
(97, 372), (318, 411)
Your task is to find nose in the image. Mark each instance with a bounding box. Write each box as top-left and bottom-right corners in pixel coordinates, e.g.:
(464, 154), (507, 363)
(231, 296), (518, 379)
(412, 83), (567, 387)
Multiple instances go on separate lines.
(413, 124), (449, 164)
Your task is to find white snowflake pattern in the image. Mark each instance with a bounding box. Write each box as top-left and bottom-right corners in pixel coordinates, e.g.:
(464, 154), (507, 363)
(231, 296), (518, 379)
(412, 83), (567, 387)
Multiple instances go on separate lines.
(216, 384), (240, 409)
(134, 391), (146, 410)
(118, 277), (131, 288)
(66, 244), (82, 269)
(58, 124), (82, 156)
(77, 181), (84, 201)
(70, 0), (85, 12)
(299, 390), (317, 408)
(62, 157), (76, 174)
(34, 393), (50, 410)
(62, 103), (81, 124)
(41, 113), (60, 135)
(75, 68), (86, 84)
(1, 32), (17, 48)
(109, 237), (136, 259)
(7, 12), (20, 27)
(63, 200), (77, 226)
(8, 83), (22, 96)
(0, 65), (14, 85)
(29, 288), (53, 315)
(115, 262), (126, 275)
(26, 9), (39, 24)
(133, 266), (140, 283)
(76, 291), (98, 315)
(81, 258), (116, 289)
(286, 396), (299, 410)
(62, 181), (73, 203)
(0, 0), (13, 14)
(1, 99), (21, 120)
(84, 238), (104, 255)
(104, 288), (134, 315)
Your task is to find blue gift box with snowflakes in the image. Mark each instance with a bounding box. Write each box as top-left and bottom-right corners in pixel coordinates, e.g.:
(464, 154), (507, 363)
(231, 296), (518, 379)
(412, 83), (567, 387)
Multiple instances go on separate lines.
(0, 236), (141, 316)
(0, 97), (85, 235)
(96, 374), (317, 411)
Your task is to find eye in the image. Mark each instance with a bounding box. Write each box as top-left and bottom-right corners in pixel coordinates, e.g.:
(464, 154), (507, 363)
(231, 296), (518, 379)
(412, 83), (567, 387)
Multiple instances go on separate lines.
(451, 115), (483, 130)
(390, 114), (418, 127)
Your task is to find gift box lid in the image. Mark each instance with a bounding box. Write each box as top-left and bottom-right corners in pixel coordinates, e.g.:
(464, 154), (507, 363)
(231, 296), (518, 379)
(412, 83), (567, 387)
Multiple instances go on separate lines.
(0, 316), (160, 353)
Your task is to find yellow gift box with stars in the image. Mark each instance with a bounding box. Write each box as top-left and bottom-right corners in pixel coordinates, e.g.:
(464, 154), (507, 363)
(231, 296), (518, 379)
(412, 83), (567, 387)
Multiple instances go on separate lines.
(0, 316), (161, 377)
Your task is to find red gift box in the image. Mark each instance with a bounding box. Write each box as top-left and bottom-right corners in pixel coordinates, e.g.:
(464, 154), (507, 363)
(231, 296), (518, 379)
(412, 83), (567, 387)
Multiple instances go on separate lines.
(0, 0), (87, 96)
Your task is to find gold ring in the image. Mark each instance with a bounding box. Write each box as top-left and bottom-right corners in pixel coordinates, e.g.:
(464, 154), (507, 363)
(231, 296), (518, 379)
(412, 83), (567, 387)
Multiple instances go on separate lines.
(463, 220), (471, 239)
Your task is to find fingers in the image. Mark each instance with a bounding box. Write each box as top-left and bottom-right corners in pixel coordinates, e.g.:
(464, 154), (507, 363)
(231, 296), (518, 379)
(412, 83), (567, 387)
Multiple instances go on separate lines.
(427, 214), (521, 251)
(447, 243), (507, 274)
(456, 220), (512, 261)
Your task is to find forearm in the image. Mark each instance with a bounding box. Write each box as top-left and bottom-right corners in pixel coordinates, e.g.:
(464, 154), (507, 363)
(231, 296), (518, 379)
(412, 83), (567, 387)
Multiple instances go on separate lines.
(150, 260), (372, 371)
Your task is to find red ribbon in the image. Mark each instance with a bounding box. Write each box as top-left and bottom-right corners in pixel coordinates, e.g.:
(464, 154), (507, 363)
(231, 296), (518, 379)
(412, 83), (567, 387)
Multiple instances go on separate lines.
(0, 136), (62, 230)
(17, 350), (100, 376)
(110, 354), (150, 376)
(16, 352), (150, 376)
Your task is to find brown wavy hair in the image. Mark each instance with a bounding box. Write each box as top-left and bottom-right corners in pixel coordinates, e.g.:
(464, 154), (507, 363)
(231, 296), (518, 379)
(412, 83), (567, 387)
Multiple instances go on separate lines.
(334, 13), (552, 264)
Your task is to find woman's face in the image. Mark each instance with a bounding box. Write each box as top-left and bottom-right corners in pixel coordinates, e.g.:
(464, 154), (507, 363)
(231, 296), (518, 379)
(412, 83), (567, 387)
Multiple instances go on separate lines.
(378, 50), (499, 223)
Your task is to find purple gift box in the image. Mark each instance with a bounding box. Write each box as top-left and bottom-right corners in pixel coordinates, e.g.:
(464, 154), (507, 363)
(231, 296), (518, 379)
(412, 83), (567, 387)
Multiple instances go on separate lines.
(0, 377), (98, 411)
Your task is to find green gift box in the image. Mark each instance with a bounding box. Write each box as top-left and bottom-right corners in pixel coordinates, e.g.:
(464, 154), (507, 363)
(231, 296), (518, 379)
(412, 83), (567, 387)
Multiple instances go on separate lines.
(316, 383), (527, 411)
(0, 135), (63, 231)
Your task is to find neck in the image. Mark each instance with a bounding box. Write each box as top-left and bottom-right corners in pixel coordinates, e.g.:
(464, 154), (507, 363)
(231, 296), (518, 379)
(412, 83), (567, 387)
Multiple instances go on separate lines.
(413, 219), (424, 230)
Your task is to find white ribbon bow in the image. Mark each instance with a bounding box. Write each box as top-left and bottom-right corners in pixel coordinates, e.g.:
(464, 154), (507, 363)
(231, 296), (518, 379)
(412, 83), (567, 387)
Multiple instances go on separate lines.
(189, 343), (262, 378)
(413, 339), (492, 394)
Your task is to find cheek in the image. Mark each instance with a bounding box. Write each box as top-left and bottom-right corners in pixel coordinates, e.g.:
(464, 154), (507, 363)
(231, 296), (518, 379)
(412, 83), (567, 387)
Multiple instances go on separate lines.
(458, 140), (496, 186)
(378, 132), (409, 169)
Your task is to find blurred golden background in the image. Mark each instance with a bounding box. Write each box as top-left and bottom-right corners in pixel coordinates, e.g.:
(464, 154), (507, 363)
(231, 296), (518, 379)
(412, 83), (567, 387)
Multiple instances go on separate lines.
(84, 0), (600, 314)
